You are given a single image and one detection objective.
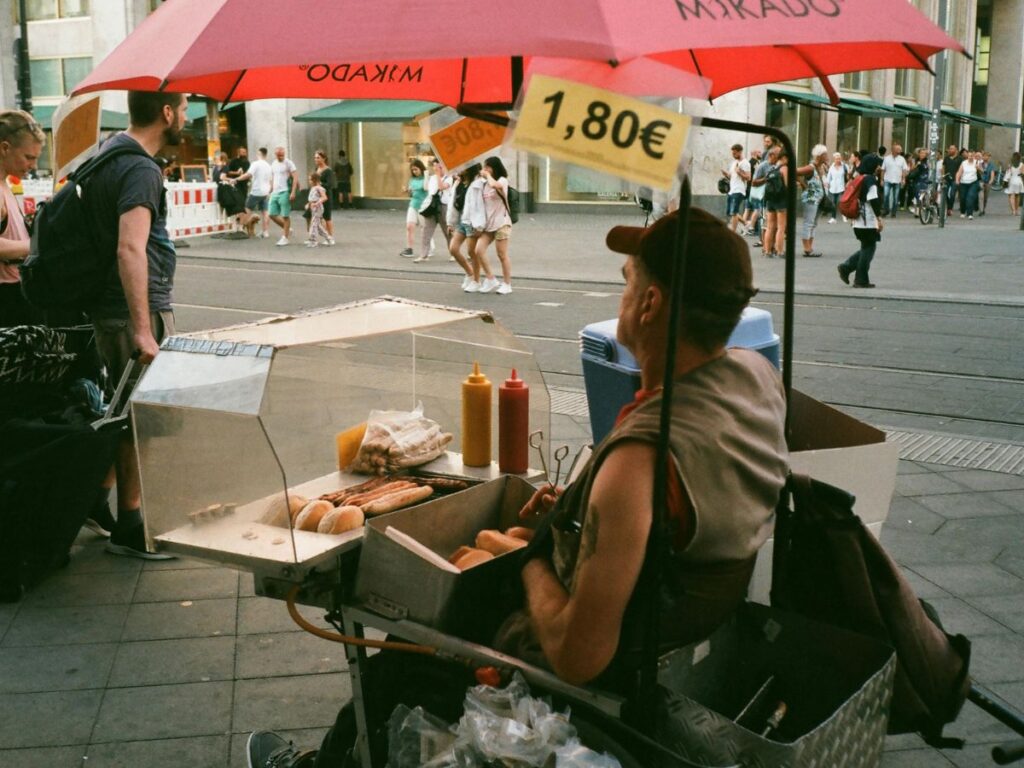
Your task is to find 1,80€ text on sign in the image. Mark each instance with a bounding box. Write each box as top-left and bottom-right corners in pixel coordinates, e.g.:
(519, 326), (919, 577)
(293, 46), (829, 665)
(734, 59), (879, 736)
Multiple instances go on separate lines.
(511, 75), (691, 191)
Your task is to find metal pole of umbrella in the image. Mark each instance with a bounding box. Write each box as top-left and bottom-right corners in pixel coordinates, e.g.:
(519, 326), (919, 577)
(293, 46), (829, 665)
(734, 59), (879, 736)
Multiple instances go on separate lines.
(634, 120), (798, 731)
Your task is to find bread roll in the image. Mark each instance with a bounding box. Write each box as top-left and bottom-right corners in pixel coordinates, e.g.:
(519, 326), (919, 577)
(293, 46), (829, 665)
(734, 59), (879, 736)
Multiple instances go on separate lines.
(317, 505), (365, 535)
(475, 529), (528, 556)
(294, 499), (333, 532)
(453, 547), (494, 571)
(448, 545), (476, 565)
(288, 493), (310, 522)
(505, 526), (535, 542)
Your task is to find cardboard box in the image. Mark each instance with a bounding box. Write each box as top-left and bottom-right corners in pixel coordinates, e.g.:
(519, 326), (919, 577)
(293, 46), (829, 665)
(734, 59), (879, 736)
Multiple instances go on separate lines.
(748, 390), (900, 604)
(353, 476), (535, 638)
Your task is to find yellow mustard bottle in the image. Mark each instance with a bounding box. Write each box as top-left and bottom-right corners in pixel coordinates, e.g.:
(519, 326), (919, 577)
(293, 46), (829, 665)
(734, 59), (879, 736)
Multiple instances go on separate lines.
(461, 362), (492, 467)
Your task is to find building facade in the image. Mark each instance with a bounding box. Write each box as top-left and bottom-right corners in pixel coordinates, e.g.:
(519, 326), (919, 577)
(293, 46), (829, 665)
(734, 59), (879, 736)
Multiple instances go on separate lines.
(2, 0), (1022, 204)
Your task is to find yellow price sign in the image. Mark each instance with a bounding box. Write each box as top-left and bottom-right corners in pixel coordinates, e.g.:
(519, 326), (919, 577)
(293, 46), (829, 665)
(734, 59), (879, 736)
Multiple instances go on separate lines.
(429, 115), (506, 170)
(511, 75), (690, 191)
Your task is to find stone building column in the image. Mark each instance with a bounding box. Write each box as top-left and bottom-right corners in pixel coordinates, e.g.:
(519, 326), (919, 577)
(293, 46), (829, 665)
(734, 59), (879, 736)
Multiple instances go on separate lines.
(986, 0), (1024, 160)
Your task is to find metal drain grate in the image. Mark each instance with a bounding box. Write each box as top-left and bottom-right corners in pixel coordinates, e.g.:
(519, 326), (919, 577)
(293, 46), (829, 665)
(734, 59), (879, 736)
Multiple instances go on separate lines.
(886, 431), (1024, 475)
(549, 387), (591, 419)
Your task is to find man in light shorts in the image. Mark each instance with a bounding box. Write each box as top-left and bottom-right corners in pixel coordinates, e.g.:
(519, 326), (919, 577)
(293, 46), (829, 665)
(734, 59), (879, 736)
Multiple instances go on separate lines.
(234, 147), (273, 238)
(722, 144), (751, 233)
(269, 146), (298, 245)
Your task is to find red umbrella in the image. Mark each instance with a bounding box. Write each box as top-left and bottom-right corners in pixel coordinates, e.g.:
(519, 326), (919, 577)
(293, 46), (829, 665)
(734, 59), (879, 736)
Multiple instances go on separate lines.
(72, 0), (963, 105)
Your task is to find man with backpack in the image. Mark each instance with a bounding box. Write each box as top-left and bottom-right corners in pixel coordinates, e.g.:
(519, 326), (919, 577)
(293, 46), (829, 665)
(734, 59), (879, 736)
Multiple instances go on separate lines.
(837, 153), (884, 289)
(84, 91), (187, 559)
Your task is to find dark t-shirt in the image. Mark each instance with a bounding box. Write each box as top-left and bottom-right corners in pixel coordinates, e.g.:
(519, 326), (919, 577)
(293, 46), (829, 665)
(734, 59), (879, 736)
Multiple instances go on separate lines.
(228, 156), (251, 197)
(942, 154), (962, 179)
(86, 133), (176, 319)
(317, 166), (336, 193)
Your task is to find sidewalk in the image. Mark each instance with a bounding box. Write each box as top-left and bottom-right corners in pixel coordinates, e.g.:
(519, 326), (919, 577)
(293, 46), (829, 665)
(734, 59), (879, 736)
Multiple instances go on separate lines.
(1, 205), (1022, 766)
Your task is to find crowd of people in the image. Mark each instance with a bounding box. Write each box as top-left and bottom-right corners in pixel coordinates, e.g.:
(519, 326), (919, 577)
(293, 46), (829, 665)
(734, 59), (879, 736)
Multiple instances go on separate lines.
(717, 135), (1024, 288)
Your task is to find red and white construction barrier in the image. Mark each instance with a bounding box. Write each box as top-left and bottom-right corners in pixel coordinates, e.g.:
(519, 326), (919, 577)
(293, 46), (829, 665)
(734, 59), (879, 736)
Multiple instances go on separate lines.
(165, 182), (233, 240)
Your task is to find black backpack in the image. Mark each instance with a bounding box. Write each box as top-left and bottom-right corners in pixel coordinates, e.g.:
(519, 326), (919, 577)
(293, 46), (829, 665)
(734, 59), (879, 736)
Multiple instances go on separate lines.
(764, 166), (785, 197)
(500, 185), (520, 224)
(20, 144), (154, 310)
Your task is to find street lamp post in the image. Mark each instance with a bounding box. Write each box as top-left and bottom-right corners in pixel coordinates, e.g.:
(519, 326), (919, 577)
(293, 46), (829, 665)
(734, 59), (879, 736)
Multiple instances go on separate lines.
(930, 0), (948, 229)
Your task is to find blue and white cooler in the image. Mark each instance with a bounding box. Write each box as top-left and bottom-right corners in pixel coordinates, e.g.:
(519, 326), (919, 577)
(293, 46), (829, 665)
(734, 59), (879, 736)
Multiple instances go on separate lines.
(579, 307), (780, 444)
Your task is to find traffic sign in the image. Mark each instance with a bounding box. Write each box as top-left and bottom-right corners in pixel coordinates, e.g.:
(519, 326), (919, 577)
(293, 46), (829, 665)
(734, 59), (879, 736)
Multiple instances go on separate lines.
(510, 74), (690, 191)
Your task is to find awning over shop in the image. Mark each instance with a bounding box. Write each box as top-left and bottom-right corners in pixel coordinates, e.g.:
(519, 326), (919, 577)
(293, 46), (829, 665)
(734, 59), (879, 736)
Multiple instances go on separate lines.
(31, 104), (129, 131)
(838, 97), (904, 118)
(293, 100), (441, 123)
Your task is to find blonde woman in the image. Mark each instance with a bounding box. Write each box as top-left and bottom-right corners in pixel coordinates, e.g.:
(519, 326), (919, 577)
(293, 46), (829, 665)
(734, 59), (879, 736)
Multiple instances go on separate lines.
(0, 109), (45, 326)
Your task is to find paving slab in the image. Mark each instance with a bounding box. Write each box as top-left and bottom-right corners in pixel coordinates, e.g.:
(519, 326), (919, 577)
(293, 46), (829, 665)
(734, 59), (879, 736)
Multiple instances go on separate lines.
(895, 473), (972, 497)
(237, 596), (325, 636)
(964, 594), (1024, 634)
(966, 634), (1024, 685)
(915, 490), (1020, 520)
(2, 603), (128, 648)
(933, 515), (1024, 550)
(235, 632), (348, 680)
(0, 689), (103, 748)
(911, 563), (1024, 598)
(880, 749), (955, 767)
(0, 745), (88, 768)
(121, 597), (237, 642)
(21, 571), (138, 608)
(133, 567), (239, 603)
(921, 597), (1011, 638)
(232, 673), (350, 733)
(883, 495), (947, 534)
(991, 489), (1024, 513)
(0, 603), (18, 641)
(937, 469), (1024, 492)
(85, 734), (230, 768)
(0, 642), (117, 694)
(108, 636), (236, 687)
(65, 540), (143, 576)
(92, 681), (233, 742)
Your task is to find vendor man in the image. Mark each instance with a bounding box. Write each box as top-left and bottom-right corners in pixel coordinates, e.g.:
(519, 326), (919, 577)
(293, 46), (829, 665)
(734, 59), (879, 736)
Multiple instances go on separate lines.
(498, 206), (789, 689)
(244, 208), (789, 768)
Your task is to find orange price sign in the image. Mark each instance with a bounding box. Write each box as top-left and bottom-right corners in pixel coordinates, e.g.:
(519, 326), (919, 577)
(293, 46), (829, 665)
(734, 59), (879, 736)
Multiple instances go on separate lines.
(429, 115), (506, 170)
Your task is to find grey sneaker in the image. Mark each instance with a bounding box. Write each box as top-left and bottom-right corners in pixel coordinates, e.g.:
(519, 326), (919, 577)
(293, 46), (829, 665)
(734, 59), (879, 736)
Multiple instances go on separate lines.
(247, 731), (317, 768)
(105, 525), (174, 561)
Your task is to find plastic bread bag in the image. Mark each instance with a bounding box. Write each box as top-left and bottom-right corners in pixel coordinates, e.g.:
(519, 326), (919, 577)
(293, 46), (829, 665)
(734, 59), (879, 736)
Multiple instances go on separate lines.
(386, 704), (458, 768)
(554, 740), (622, 767)
(348, 403), (453, 475)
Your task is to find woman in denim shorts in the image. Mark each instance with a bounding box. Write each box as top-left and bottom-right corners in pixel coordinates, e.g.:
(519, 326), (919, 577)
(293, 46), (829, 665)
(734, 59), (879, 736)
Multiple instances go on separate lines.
(474, 156), (514, 295)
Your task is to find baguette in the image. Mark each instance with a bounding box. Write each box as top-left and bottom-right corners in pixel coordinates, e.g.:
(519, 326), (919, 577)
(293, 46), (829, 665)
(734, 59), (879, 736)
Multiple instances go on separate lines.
(475, 529), (528, 556)
(453, 548), (494, 571)
(294, 499), (333, 532)
(361, 484), (434, 516)
(317, 505), (365, 535)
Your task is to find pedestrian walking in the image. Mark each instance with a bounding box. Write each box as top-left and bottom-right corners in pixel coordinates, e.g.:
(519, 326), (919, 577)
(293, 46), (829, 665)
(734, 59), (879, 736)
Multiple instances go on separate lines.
(269, 146), (298, 245)
(1002, 152), (1023, 215)
(446, 165), (480, 290)
(797, 144), (828, 258)
(979, 151), (995, 216)
(722, 143), (751, 233)
(881, 142), (907, 216)
(838, 153), (883, 289)
(955, 150), (980, 220)
(0, 109), (45, 327)
(942, 144), (962, 216)
(825, 152), (847, 223)
(413, 160), (446, 262)
(474, 156), (513, 294)
(400, 159), (427, 258)
(312, 150), (336, 245)
(906, 148), (930, 214)
(742, 148), (764, 236)
(761, 146), (788, 259)
(234, 147), (272, 238)
(303, 172), (329, 247)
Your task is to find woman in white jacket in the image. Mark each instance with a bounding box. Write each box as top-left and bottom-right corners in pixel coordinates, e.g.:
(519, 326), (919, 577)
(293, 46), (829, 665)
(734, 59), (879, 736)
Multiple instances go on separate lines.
(447, 164), (496, 292)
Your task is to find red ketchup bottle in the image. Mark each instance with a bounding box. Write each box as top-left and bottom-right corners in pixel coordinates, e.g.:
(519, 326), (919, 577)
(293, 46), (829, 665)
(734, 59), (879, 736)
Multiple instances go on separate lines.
(498, 369), (529, 474)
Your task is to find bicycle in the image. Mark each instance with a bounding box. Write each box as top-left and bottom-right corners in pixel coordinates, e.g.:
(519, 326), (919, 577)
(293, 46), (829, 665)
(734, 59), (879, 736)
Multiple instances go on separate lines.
(912, 182), (941, 225)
